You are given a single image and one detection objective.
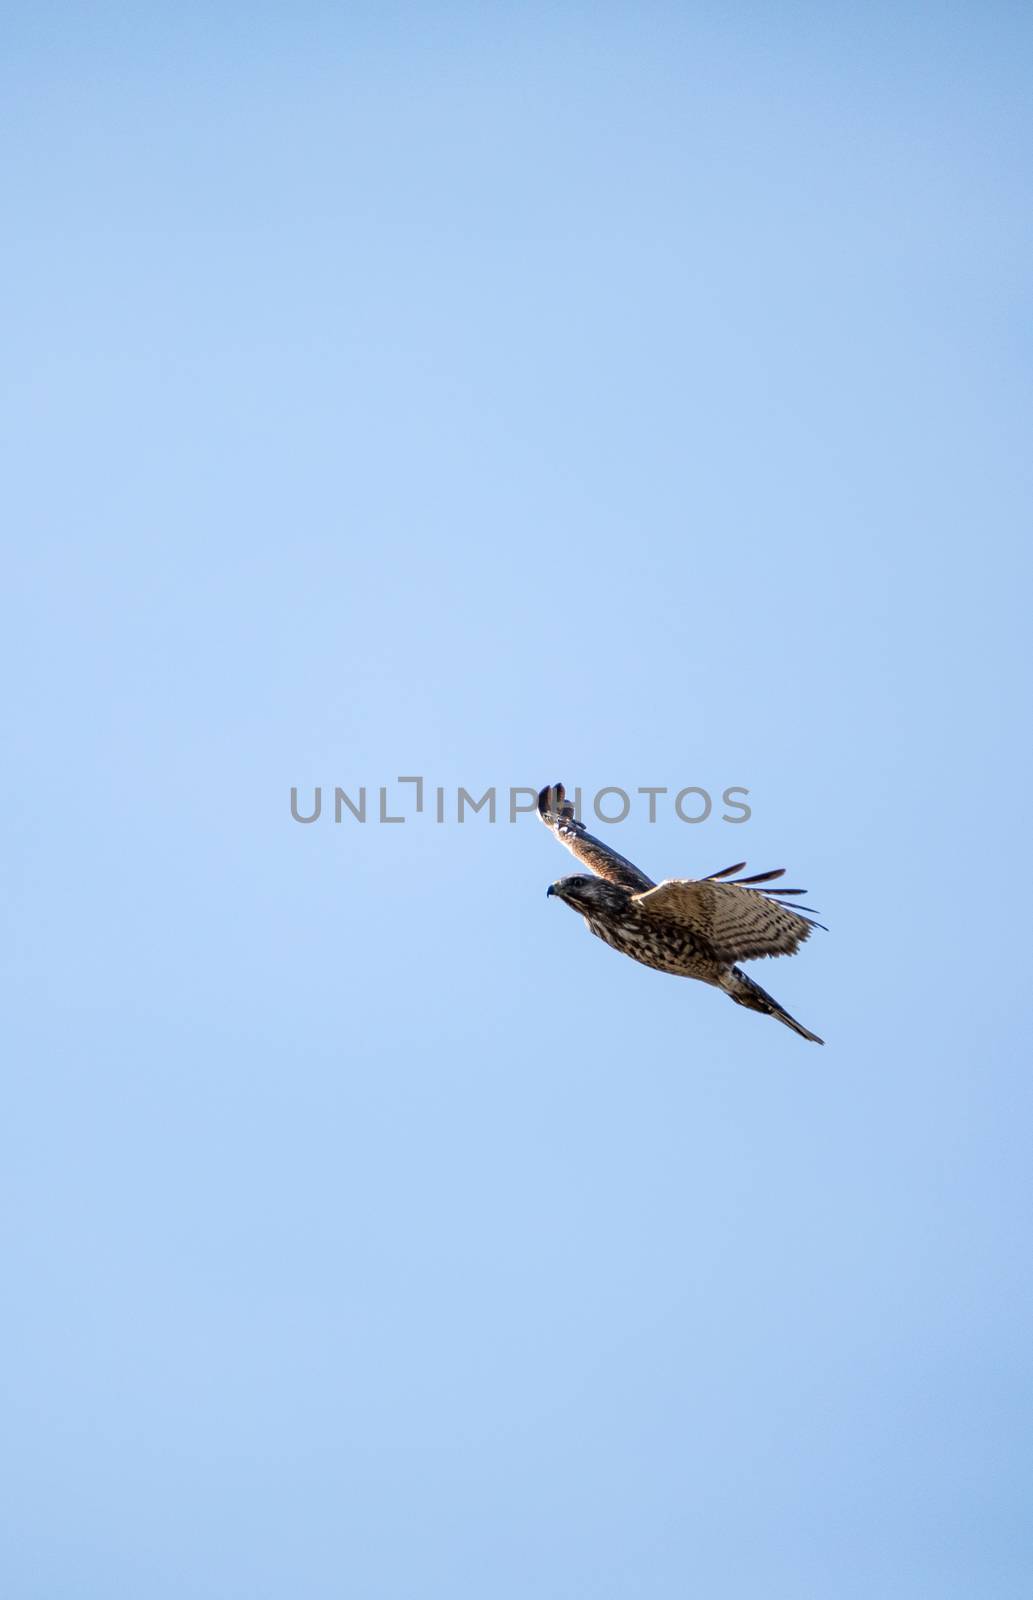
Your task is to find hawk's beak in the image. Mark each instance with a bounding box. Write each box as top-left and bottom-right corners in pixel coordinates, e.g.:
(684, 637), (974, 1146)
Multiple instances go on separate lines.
(546, 884), (556, 897)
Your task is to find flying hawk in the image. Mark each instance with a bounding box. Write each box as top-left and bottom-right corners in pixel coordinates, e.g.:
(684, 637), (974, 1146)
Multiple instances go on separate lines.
(539, 782), (825, 1043)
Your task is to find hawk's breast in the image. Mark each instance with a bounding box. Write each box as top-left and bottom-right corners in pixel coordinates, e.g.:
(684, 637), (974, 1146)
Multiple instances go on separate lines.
(584, 911), (721, 981)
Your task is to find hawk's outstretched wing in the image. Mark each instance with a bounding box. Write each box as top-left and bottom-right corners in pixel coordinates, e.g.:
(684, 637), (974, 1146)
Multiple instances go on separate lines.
(537, 783), (655, 892)
(632, 875), (825, 963)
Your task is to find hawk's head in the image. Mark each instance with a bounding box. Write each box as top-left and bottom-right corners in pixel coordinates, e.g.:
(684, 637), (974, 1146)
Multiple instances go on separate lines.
(546, 875), (631, 916)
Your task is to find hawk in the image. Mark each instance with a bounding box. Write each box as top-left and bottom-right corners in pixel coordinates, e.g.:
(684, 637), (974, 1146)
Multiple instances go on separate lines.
(538, 782), (825, 1044)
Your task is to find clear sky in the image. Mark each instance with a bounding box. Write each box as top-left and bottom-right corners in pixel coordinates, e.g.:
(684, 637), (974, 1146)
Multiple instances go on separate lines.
(3, 5), (1032, 1596)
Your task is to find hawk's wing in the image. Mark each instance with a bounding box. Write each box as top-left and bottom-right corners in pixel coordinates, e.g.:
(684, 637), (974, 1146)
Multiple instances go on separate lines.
(537, 783), (655, 892)
(632, 872), (824, 963)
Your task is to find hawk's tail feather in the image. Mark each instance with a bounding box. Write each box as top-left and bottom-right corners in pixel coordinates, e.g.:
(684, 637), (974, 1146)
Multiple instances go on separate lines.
(720, 967), (824, 1045)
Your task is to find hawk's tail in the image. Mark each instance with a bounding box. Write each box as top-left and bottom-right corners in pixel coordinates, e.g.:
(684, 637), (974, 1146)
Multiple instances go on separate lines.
(720, 967), (824, 1045)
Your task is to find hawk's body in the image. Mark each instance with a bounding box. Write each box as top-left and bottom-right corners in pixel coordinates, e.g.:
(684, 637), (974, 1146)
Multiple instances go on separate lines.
(577, 896), (725, 981)
(538, 783), (825, 1044)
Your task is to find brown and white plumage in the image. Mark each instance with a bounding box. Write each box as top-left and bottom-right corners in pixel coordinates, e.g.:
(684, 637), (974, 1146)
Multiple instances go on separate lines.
(536, 781), (656, 891)
(538, 782), (825, 1044)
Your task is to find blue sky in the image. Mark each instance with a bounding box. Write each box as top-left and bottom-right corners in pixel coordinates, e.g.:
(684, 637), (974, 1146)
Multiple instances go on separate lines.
(3, 5), (1032, 1596)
